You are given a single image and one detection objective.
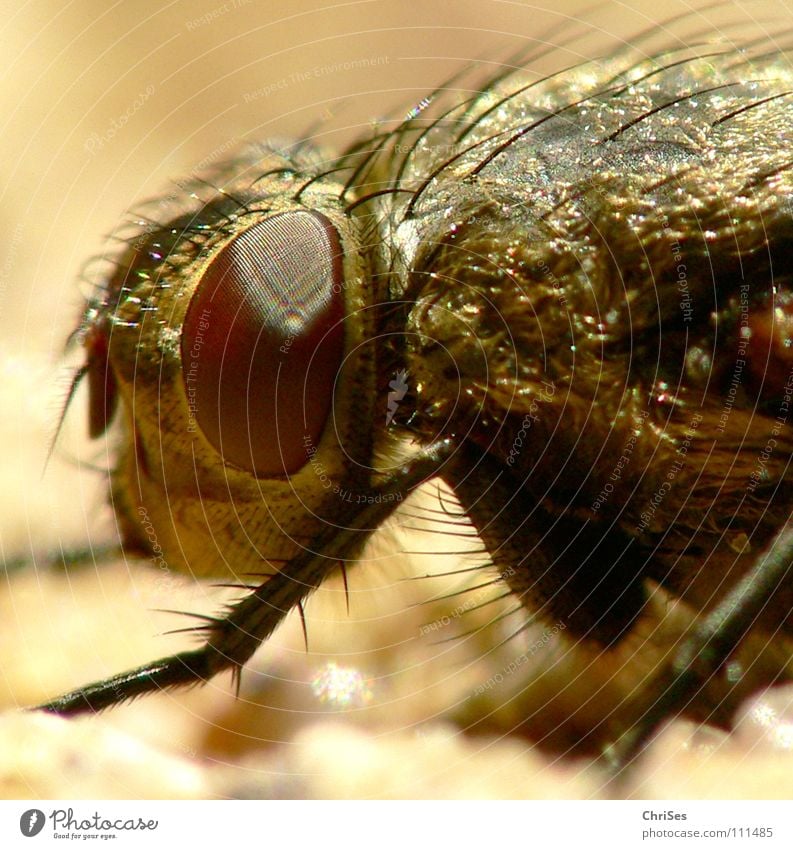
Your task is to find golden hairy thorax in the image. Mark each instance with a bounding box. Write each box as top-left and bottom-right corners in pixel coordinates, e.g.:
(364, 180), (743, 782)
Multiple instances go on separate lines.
(390, 50), (793, 642)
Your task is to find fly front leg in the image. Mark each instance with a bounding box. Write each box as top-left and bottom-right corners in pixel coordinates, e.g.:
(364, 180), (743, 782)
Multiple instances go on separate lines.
(36, 440), (454, 716)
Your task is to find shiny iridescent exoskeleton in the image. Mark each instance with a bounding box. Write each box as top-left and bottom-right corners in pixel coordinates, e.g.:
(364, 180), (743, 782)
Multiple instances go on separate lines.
(47, 42), (793, 758)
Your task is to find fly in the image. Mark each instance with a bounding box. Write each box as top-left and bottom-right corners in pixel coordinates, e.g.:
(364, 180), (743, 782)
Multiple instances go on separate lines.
(38, 36), (793, 769)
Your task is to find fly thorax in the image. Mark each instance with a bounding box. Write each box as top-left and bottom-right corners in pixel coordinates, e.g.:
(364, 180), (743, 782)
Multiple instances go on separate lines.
(403, 219), (577, 456)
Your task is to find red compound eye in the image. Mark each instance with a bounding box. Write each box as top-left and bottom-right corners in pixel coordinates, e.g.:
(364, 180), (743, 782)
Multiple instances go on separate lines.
(84, 324), (118, 439)
(181, 211), (345, 477)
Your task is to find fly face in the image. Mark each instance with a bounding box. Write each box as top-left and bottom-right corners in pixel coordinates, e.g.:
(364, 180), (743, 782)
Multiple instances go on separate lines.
(81, 148), (387, 580)
(45, 41), (793, 762)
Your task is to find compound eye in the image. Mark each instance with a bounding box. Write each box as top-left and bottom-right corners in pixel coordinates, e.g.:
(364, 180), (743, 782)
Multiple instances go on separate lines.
(181, 211), (345, 477)
(83, 324), (119, 439)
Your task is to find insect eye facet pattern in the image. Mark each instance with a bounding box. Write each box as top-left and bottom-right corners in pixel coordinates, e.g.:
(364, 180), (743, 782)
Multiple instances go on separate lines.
(7, 8), (793, 797)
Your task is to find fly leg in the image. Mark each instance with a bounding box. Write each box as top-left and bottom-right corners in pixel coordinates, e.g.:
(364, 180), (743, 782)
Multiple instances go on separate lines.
(610, 521), (793, 769)
(35, 439), (453, 715)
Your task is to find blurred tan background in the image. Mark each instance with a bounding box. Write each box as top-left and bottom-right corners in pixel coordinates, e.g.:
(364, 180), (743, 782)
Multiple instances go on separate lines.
(1, 0), (793, 799)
